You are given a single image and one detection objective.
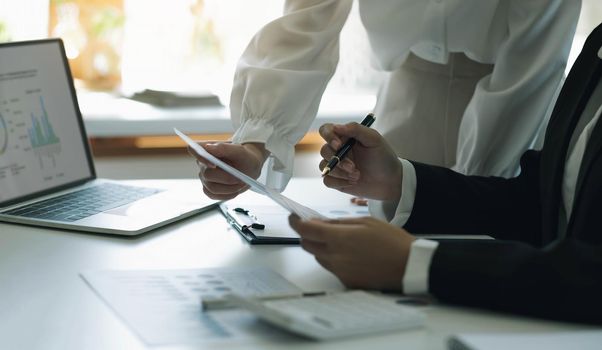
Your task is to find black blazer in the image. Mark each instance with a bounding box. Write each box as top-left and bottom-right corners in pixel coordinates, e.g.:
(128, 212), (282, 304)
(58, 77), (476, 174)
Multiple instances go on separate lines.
(404, 22), (602, 324)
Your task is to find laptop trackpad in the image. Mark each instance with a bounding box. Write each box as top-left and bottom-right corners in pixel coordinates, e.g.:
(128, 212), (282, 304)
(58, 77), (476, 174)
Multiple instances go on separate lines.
(104, 190), (204, 217)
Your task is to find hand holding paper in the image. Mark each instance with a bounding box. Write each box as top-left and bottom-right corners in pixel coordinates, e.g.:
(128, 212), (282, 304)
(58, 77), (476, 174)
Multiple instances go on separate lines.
(175, 128), (327, 220)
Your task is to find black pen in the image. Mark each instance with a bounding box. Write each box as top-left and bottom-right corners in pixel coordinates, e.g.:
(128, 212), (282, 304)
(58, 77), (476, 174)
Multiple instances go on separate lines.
(321, 113), (375, 177)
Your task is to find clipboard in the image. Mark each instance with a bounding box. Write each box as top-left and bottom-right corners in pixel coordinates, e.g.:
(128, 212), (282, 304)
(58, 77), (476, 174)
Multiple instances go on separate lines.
(219, 203), (300, 245)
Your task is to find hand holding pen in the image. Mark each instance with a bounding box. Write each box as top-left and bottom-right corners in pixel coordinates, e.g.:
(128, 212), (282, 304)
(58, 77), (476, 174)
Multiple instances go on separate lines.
(318, 113), (404, 202)
(321, 113), (375, 176)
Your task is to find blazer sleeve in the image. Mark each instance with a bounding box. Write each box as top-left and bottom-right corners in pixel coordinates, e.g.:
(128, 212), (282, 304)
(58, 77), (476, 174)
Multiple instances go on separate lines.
(404, 150), (542, 244)
(429, 238), (602, 324)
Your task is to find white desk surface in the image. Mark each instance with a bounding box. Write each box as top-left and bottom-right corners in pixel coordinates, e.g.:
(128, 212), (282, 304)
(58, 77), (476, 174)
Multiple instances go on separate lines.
(0, 178), (590, 350)
(78, 92), (376, 137)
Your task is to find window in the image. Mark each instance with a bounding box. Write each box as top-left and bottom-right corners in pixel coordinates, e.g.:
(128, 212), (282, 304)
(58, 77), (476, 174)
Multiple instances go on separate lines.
(0, 0), (48, 41)
(118, 0), (381, 98)
(119, 0), (284, 95)
(1, 0), (601, 96)
(1, 0), (380, 99)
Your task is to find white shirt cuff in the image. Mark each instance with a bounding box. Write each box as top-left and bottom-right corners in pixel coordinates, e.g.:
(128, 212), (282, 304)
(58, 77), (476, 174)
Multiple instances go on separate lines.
(368, 158), (417, 227)
(231, 119), (294, 192)
(402, 239), (439, 295)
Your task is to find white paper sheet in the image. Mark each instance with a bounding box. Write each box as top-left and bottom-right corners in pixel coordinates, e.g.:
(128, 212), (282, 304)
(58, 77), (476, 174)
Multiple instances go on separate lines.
(81, 267), (302, 346)
(222, 202), (371, 240)
(175, 128), (327, 220)
(449, 331), (602, 350)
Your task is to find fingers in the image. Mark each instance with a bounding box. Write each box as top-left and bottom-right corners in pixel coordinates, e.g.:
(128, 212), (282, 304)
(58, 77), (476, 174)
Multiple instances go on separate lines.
(202, 185), (247, 201)
(319, 123), (343, 150)
(204, 142), (239, 160)
(199, 176), (247, 200)
(201, 177), (248, 194)
(191, 141), (264, 200)
(351, 197), (368, 206)
(289, 215), (373, 242)
(289, 215), (335, 243)
(189, 141), (247, 165)
(289, 215), (412, 291)
(300, 239), (330, 256)
(314, 256), (334, 271)
(321, 121), (380, 149)
(332, 122), (382, 148)
(319, 142), (336, 161)
(198, 163), (248, 198)
(187, 141), (231, 168)
(188, 145), (216, 168)
(327, 216), (377, 225)
(319, 142), (360, 182)
(322, 174), (359, 194)
(200, 166), (243, 185)
(319, 146), (358, 176)
(293, 220), (334, 259)
(318, 121), (383, 183)
(320, 160), (360, 184)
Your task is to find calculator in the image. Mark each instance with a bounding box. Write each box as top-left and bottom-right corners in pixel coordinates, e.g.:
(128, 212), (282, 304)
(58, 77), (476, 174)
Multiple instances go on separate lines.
(228, 291), (426, 340)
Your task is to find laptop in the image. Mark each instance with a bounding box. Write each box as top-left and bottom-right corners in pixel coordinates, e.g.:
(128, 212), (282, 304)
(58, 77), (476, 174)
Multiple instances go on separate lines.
(0, 39), (218, 235)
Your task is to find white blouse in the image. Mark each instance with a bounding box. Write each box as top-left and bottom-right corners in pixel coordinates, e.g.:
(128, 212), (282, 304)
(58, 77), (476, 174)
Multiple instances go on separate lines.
(230, 0), (581, 189)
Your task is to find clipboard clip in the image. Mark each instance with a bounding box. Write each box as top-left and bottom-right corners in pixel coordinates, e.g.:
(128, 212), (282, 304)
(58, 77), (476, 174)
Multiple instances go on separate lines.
(228, 207), (265, 231)
(219, 202), (300, 244)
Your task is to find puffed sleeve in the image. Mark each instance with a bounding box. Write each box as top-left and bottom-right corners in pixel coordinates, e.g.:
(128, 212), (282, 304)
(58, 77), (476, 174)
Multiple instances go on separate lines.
(230, 0), (353, 190)
(453, 0), (580, 177)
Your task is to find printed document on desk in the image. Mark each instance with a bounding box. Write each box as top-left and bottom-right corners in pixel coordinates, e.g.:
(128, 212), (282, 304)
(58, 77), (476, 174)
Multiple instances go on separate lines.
(220, 191), (370, 244)
(175, 128), (326, 220)
(81, 267), (303, 346)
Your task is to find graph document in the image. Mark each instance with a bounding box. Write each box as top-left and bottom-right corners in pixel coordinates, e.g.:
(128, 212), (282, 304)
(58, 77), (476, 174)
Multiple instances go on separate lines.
(0, 42), (91, 203)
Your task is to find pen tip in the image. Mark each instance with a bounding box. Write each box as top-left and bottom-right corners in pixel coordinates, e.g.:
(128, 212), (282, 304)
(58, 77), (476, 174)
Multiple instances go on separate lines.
(321, 167), (330, 177)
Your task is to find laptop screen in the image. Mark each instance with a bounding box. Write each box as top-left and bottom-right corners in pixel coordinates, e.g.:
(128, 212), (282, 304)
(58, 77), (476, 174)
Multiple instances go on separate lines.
(0, 40), (94, 207)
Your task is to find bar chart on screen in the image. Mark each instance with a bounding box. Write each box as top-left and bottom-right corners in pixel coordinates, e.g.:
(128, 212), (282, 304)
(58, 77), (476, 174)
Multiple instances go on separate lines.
(27, 95), (62, 169)
(0, 112), (7, 156)
(0, 87), (66, 186)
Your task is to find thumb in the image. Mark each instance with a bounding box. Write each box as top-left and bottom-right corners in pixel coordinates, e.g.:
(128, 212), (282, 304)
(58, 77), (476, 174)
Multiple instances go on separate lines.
(192, 143), (233, 168)
(204, 142), (241, 160)
(333, 122), (382, 148)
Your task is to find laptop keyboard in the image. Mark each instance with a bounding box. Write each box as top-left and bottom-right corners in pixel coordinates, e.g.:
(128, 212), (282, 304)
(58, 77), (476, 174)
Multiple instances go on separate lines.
(2, 183), (163, 222)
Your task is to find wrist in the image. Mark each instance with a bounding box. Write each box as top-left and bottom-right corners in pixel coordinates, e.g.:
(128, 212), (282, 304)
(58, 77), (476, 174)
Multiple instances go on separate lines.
(242, 142), (270, 164)
(402, 238), (438, 295)
(386, 159), (403, 201)
(386, 229), (416, 291)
